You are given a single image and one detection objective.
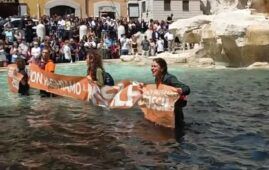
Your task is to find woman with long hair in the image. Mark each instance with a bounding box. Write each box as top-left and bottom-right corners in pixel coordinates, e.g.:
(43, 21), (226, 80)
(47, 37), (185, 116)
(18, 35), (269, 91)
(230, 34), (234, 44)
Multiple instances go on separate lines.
(151, 58), (190, 139)
(86, 50), (104, 87)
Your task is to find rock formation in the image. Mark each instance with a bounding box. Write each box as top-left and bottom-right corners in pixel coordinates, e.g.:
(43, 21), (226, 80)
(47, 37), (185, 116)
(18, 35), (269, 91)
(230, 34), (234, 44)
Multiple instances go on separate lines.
(170, 8), (269, 67)
(200, 0), (269, 14)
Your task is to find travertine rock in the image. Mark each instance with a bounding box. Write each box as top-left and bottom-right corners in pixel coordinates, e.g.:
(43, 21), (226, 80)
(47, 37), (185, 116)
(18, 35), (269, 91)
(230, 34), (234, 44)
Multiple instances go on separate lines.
(247, 62), (269, 68)
(169, 9), (269, 67)
(198, 58), (215, 65)
(120, 55), (135, 62)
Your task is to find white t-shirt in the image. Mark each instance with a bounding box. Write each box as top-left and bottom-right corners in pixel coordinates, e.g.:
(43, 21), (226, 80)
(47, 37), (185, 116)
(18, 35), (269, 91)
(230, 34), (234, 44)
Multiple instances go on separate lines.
(84, 41), (96, 48)
(36, 24), (45, 41)
(58, 20), (65, 29)
(63, 45), (71, 60)
(90, 20), (96, 28)
(164, 32), (174, 41)
(19, 43), (29, 55)
(117, 25), (125, 40)
(157, 39), (164, 52)
(31, 47), (41, 59)
(79, 25), (88, 41)
(0, 49), (6, 61)
(120, 38), (129, 50)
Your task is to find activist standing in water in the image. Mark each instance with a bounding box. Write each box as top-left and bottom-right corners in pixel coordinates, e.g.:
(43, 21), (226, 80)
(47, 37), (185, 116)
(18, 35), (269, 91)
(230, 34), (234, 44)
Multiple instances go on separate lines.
(16, 58), (29, 96)
(42, 48), (55, 73)
(86, 51), (104, 87)
(151, 58), (190, 138)
(40, 47), (56, 97)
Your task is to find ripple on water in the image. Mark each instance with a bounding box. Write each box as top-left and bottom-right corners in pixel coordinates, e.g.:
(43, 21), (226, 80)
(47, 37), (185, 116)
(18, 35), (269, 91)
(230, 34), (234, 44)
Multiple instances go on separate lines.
(0, 65), (269, 169)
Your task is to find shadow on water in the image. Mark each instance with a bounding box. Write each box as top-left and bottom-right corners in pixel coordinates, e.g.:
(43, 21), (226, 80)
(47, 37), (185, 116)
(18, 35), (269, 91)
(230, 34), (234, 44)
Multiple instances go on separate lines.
(0, 64), (268, 169)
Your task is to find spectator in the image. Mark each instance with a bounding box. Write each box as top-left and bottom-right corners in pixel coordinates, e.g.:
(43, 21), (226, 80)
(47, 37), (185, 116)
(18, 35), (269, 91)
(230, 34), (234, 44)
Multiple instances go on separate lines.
(149, 38), (156, 56)
(63, 40), (72, 63)
(0, 44), (6, 67)
(10, 42), (19, 63)
(14, 30), (23, 42)
(117, 21), (125, 41)
(131, 35), (138, 55)
(25, 20), (34, 43)
(164, 31), (174, 52)
(84, 36), (96, 49)
(18, 39), (29, 60)
(120, 34), (129, 55)
(156, 37), (164, 54)
(4, 27), (14, 45)
(152, 28), (160, 42)
(70, 38), (78, 62)
(30, 41), (41, 64)
(141, 36), (150, 57)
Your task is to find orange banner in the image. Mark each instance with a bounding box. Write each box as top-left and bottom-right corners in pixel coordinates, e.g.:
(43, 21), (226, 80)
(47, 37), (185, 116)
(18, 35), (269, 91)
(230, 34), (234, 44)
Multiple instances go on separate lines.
(29, 64), (89, 101)
(7, 64), (24, 93)
(138, 84), (180, 128)
(8, 64), (181, 128)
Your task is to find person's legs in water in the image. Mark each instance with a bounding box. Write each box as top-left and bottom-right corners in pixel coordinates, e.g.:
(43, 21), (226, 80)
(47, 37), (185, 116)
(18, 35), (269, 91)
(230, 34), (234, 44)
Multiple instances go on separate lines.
(19, 83), (29, 96)
(40, 90), (55, 97)
(174, 100), (185, 141)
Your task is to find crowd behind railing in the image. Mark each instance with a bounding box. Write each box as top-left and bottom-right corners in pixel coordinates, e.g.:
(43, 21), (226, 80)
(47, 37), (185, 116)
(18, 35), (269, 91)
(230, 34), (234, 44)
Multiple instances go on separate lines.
(0, 14), (180, 67)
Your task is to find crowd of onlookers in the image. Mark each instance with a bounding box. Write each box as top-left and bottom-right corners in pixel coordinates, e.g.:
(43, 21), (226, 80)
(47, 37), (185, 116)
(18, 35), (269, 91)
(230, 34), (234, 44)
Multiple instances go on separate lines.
(0, 14), (179, 67)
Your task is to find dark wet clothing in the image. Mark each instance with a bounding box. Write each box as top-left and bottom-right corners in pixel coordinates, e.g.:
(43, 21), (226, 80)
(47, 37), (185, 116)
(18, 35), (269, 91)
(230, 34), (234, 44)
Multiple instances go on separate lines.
(18, 69), (29, 96)
(156, 72), (190, 136)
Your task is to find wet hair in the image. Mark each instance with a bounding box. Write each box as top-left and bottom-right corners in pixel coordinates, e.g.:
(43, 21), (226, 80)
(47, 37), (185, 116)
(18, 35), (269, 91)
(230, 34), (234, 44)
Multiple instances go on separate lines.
(153, 58), (168, 75)
(86, 50), (103, 81)
(16, 58), (26, 70)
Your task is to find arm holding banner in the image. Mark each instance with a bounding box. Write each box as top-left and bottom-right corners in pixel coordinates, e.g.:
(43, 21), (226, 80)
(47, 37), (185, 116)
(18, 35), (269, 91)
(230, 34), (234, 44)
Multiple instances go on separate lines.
(148, 58), (191, 131)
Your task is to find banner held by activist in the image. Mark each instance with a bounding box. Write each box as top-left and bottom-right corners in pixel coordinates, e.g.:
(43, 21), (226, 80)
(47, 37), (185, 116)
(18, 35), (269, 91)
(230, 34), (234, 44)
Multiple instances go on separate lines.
(7, 64), (24, 93)
(138, 84), (180, 128)
(8, 64), (182, 129)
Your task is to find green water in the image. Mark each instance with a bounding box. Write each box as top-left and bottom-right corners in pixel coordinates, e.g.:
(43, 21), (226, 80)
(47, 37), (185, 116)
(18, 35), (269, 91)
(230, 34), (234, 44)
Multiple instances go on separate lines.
(0, 63), (268, 169)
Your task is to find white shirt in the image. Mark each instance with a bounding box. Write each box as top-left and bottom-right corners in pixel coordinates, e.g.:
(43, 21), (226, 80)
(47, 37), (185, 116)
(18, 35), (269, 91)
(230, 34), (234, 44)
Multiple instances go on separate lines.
(19, 43), (29, 55)
(157, 39), (164, 52)
(84, 41), (96, 48)
(117, 25), (125, 40)
(164, 32), (174, 41)
(58, 20), (65, 29)
(31, 47), (41, 59)
(63, 45), (71, 60)
(36, 24), (45, 41)
(0, 49), (6, 61)
(79, 25), (88, 41)
(120, 37), (129, 50)
(90, 20), (96, 28)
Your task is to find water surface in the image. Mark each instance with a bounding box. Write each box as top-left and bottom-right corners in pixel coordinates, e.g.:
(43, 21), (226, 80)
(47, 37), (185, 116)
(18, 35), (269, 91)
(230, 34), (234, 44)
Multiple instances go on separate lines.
(0, 63), (268, 169)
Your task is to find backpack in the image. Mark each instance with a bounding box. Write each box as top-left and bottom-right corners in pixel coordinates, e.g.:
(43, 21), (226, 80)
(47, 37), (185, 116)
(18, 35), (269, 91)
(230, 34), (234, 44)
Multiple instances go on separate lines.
(103, 71), (114, 86)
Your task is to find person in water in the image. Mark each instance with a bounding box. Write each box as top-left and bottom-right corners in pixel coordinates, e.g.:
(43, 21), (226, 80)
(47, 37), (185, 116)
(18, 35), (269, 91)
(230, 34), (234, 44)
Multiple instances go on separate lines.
(86, 51), (105, 87)
(40, 47), (56, 97)
(42, 48), (55, 73)
(16, 58), (29, 96)
(151, 58), (190, 139)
